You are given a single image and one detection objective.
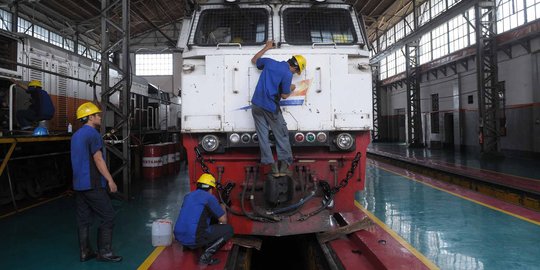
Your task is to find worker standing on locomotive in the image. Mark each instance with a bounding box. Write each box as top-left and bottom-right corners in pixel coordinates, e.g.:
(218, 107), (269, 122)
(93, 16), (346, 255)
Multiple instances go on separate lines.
(11, 79), (55, 130)
(174, 173), (233, 265)
(250, 40), (306, 177)
(71, 102), (122, 263)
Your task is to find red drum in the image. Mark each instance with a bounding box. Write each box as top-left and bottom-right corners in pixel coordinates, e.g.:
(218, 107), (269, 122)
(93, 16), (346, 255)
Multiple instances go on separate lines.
(160, 143), (169, 176)
(174, 143), (181, 173)
(167, 143), (175, 175)
(142, 144), (162, 179)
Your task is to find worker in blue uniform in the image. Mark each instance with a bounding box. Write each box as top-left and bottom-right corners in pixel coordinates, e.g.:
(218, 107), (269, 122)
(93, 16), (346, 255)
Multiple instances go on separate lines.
(250, 40), (306, 177)
(71, 102), (122, 263)
(11, 79), (55, 130)
(174, 173), (233, 265)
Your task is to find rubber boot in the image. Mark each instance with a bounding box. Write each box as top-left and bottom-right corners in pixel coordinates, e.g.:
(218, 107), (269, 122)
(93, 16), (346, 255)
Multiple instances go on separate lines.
(199, 237), (226, 265)
(97, 228), (123, 262)
(271, 163), (280, 177)
(78, 226), (96, 262)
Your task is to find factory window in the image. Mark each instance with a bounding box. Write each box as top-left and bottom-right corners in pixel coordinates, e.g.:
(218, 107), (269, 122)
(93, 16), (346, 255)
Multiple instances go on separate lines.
(404, 12), (415, 35)
(430, 0), (447, 19)
(448, 0), (462, 9)
(448, 9), (475, 53)
(18, 17), (31, 34)
(379, 57), (388, 80)
(78, 45), (88, 57)
(50, 32), (63, 48)
(497, 0), (525, 33)
(88, 49), (100, 61)
(386, 27), (395, 48)
(33, 25), (49, 42)
(0, 9), (12, 31)
(194, 8), (268, 46)
(34, 25), (49, 42)
(283, 8), (357, 45)
(419, 34), (432, 64)
(468, 95), (474, 104)
(418, 2), (431, 27)
(386, 51), (396, 77)
(526, 0), (540, 21)
(136, 53), (173, 76)
(394, 20), (405, 43)
(395, 50), (406, 74)
(64, 39), (74, 51)
(431, 23), (448, 60)
(379, 33), (387, 51)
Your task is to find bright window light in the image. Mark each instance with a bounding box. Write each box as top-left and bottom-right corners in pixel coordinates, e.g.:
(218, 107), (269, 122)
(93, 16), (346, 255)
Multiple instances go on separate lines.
(136, 53), (173, 76)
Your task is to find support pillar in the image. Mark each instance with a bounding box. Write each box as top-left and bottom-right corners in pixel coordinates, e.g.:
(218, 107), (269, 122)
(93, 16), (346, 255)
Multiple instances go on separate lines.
(475, 0), (500, 154)
(100, 0), (131, 198)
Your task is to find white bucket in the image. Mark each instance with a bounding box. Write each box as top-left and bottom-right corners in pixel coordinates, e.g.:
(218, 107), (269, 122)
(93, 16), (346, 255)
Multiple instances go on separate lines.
(151, 219), (173, 247)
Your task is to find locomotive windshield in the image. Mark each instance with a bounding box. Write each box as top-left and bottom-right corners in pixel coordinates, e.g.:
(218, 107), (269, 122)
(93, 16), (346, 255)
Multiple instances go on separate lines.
(283, 8), (358, 45)
(194, 8), (268, 46)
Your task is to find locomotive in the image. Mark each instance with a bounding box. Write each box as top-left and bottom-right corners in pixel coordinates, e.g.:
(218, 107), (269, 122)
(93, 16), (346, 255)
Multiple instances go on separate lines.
(0, 31), (181, 206)
(178, 0), (372, 236)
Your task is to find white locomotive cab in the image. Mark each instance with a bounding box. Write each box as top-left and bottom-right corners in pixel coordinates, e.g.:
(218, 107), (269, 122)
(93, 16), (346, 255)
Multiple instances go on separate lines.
(179, 0), (372, 134)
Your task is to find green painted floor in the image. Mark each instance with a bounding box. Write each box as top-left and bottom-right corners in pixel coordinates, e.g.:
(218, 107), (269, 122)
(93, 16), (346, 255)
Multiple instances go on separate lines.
(357, 161), (540, 270)
(0, 165), (189, 270)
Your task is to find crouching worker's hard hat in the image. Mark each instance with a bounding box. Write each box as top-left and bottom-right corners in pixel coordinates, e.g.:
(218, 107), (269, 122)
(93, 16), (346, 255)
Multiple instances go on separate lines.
(76, 102), (102, 120)
(197, 173), (216, 189)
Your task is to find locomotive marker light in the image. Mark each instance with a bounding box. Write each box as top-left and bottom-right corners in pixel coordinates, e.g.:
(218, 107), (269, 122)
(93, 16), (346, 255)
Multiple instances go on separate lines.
(229, 133), (240, 144)
(252, 133), (259, 143)
(316, 132), (327, 143)
(305, 132), (316, 143)
(240, 133), (251, 143)
(201, 134), (219, 152)
(294, 132), (305, 143)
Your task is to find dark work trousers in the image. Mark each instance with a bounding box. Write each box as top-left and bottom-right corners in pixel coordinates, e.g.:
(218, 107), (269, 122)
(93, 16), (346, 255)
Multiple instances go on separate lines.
(16, 109), (38, 129)
(76, 188), (115, 230)
(189, 224), (234, 249)
(251, 104), (293, 165)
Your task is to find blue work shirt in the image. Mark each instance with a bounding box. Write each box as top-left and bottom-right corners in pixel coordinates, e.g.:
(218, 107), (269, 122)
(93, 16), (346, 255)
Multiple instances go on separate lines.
(174, 189), (225, 246)
(251, 58), (293, 113)
(27, 87), (55, 119)
(70, 125), (106, 191)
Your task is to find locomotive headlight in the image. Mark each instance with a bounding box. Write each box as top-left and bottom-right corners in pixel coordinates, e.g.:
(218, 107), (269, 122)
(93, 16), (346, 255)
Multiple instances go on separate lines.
(201, 135), (219, 152)
(316, 132), (327, 142)
(306, 132), (316, 142)
(252, 133), (259, 143)
(241, 133), (251, 143)
(335, 133), (354, 150)
(229, 133), (240, 144)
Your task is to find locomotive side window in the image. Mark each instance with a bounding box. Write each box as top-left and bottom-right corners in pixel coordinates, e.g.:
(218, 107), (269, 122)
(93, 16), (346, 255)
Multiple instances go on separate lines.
(283, 8), (357, 45)
(194, 8), (268, 46)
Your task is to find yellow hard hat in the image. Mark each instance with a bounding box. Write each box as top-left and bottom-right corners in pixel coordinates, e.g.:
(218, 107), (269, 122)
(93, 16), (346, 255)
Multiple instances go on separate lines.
(293, 55), (306, 75)
(76, 102), (102, 119)
(28, 80), (42, 88)
(197, 173), (216, 188)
